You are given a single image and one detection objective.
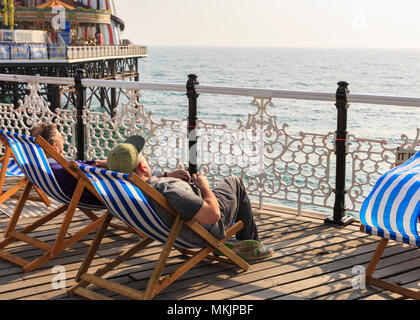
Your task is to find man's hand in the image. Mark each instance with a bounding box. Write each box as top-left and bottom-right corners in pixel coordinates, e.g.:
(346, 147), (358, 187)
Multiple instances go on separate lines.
(167, 169), (191, 182)
(95, 160), (108, 169)
(192, 173), (211, 191)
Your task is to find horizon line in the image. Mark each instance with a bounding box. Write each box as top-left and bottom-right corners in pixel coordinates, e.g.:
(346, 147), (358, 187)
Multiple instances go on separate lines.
(138, 44), (420, 50)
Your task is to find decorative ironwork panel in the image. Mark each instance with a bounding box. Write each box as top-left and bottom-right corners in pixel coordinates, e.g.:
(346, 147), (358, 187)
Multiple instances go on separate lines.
(1, 78), (418, 220)
(346, 129), (420, 214)
(84, 89), (189, 173)
(0, 82), (77, 159)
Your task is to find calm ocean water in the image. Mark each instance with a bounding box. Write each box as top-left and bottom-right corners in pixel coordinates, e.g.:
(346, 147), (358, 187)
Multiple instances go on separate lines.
(136, 46), (420, 142)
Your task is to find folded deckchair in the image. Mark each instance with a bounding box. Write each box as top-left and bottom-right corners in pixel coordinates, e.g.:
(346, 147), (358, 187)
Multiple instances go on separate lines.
(0, 135), (50, 207)
(0, 130), (133, 272)
(68, 163), (249, 300)
(360, 150), (420, 300)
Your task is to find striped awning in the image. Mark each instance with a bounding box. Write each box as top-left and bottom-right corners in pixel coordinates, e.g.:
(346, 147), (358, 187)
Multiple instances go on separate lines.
(37, 0), (75, 10)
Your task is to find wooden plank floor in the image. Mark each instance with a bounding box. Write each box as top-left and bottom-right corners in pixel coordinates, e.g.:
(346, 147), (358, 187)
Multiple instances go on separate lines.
(0, 180), (419, 300)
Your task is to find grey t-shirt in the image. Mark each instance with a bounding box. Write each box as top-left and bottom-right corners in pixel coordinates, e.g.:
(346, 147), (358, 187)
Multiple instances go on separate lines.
(146, 176), (226, 247)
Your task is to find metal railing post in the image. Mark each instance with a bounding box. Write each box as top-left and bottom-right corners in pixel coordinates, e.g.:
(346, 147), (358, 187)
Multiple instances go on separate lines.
(325, 81), (355, 226)
(75, 69), (87, 161)
(186, 74), (199, 175)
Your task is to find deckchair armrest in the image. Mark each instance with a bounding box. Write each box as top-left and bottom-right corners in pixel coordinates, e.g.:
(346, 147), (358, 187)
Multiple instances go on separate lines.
(69, 161), (107, 203)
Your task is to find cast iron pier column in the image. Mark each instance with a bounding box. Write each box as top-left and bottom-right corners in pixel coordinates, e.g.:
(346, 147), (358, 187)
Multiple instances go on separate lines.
(325, 81), (355, 226)
(75, 69), (87, 161)
(186, 74), (199, 175)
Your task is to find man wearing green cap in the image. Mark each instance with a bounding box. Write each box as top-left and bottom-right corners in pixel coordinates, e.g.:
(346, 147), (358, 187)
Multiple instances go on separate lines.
(107, 136), (274, 262)
(107, 135), (193, 182)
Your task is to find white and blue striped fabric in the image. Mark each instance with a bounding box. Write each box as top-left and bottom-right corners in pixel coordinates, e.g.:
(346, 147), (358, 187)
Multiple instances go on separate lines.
(360, 150), (420, 247)
(0, 158), (24, 178)
(78, 164), (198, 249)
(0, 130), (105, 212)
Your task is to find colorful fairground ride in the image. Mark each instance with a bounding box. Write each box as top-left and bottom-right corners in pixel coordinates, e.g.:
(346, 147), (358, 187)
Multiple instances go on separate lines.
(0, 0), (147, 60)
(0, 0), (147, 110)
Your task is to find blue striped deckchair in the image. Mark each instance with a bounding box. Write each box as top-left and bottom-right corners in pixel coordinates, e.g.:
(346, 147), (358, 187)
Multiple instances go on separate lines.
(68, 162), (249, 300)
(0, 135), (50, 207)
(0, 129), (127, 273)
(360, 150), (420, 300)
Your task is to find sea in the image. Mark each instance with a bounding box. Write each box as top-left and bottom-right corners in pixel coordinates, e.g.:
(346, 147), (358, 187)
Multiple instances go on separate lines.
(135, 46), (420, 143)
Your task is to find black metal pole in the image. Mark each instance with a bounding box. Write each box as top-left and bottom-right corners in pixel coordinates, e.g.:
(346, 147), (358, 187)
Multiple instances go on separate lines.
(75, 69), (87, 161)
(110, 60), (117, 117)
(186, 74), (199, 175)
(325, 81), (354, 227)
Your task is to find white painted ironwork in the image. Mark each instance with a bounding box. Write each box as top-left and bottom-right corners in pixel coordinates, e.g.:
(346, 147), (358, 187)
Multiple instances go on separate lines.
(0, 74), (418, 217)
(0, 83), (77, 158)
(67, 45), (147, 60)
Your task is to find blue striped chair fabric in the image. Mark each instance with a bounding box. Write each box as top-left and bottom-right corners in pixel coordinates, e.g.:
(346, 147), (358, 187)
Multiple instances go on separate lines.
(0, 130), (105, 212)
(360, 150), (420, 247)
(1, 158), (24, 177)
(78, 164), (199, 249)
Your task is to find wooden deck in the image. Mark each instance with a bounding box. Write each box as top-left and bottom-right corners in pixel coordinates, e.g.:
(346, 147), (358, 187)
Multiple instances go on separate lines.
(0, 179), (419, 301)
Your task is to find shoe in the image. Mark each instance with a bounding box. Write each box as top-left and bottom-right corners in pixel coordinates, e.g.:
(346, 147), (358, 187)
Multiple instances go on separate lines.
(214, 239), (274, 262)
(246, 243), (274, 262)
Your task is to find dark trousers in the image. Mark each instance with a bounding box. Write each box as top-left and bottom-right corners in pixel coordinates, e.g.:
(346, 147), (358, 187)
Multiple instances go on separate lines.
(212, 176), (260, 242)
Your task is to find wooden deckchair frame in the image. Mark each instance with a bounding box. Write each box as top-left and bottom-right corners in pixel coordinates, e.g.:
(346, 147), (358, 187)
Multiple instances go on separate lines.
(361, 226), (420, 300)
(0, 135), (50, 207)
(0, 136), (137, 273)
(68, 162), (250, 300)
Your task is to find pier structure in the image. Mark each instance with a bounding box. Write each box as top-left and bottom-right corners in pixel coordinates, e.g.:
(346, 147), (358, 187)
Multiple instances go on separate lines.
(0, 0), (147, 114)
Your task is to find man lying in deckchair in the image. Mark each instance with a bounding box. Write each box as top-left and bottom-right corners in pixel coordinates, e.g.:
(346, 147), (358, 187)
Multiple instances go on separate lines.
(107, 136), (274, 262)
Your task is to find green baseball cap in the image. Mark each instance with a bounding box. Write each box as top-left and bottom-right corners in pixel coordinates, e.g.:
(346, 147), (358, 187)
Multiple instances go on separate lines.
(107, 136), (146, 174)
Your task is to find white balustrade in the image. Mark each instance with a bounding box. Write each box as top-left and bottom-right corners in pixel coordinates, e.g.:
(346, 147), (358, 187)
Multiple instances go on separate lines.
(65, 45), (147, 60)
(0, 73), (418, 217)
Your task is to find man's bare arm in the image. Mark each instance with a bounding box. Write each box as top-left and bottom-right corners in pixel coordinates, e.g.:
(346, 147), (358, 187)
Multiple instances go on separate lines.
(191, 174), (221, 224)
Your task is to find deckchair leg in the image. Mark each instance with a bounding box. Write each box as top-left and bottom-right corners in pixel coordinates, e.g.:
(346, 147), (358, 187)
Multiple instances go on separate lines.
(0, 177), (27, 206)
(144, 214), (184, 300)
(365, 238), (420, 300)
(155, 222), (249, 296)
(0, 205), (67, 250)
(0, 205), (68, 272)
(70, 237), (155, 295)
(68, 211), (154, 297)
(23, 252), (54, 273)
(366, 238), (389, 277)
(0, 146), (12, 196)
(74, 212), (114, 282)
(4, 180), (33, 237)
(51, 179), (87, 258)
(33, 185), (51, 207)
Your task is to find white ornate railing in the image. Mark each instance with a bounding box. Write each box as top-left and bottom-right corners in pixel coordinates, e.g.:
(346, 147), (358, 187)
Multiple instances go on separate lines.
(0, 73), (419, 219)
(66, 45), (148, 60)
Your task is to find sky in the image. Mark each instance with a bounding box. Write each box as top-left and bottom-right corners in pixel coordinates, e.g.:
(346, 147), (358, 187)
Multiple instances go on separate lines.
(116, 0), (420, 48)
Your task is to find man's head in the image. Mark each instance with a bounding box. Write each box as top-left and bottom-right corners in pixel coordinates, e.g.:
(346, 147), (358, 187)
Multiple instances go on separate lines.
(107, 136), (150, 179)
(30, 123), (64, 155)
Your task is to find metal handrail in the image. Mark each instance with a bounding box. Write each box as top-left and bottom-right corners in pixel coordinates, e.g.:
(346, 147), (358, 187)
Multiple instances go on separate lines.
(0, 73), (418, 108)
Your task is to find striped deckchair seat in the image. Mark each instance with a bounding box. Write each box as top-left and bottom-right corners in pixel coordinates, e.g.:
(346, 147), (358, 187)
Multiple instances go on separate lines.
(1, 158), (24, 177)
(360, 150), (420, 247)
(78, 164), (198, 249)
(0, 130), (105, 212)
